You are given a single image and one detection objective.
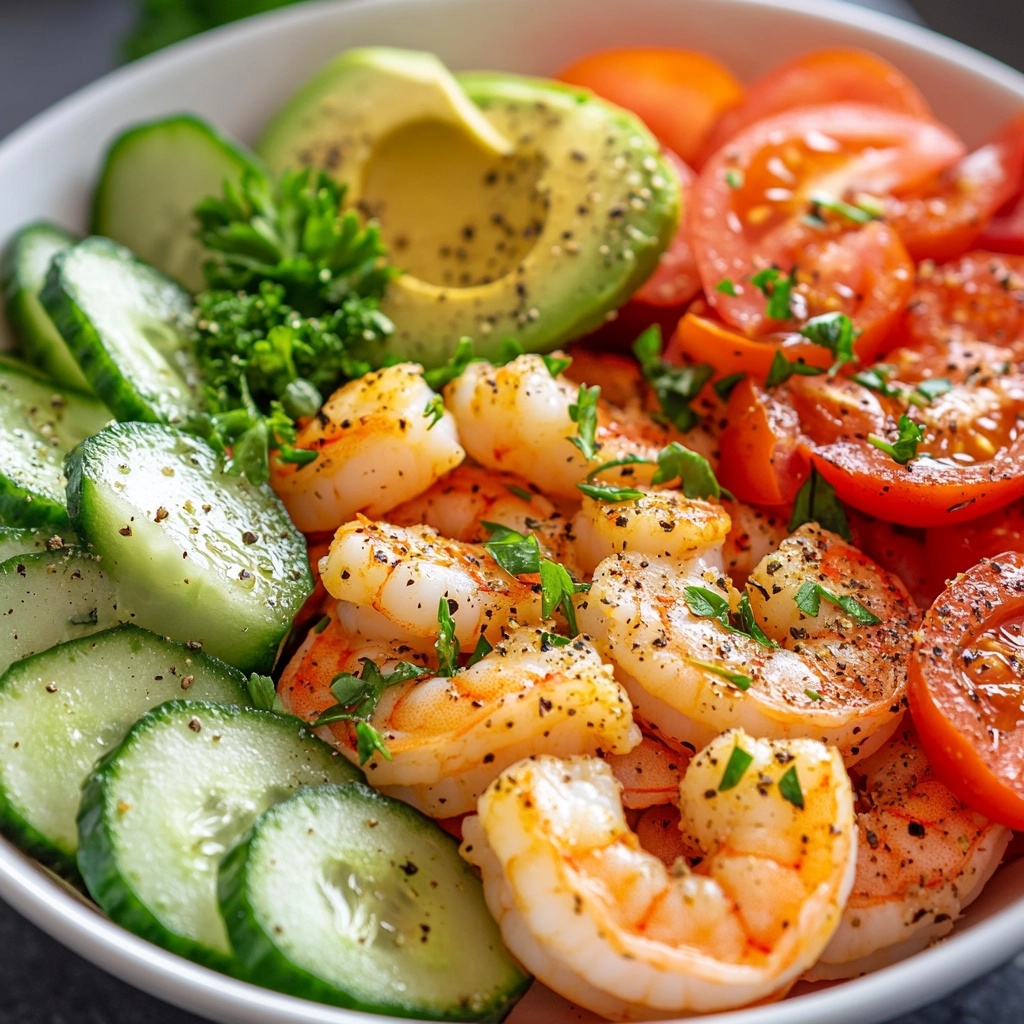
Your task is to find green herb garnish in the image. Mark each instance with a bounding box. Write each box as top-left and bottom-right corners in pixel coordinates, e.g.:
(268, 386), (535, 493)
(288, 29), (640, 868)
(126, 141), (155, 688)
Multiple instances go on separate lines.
(807, 192), (881, 225)
(713, 372), (746, 402)
(867, 414), (925, 465)
(466, 632), (494, 668)
(765, 350), (823, 388)
(719, 743), (754, 789)
(246, 672), (280, 712)
(632, 325), (713, 432)
(724, 168), (744, 189)
(751, 267), (796, 320)
(435, 597), (459, 677)
(652, 442), (732, 500)
(778, 765), (804, 808)
(568, 384), (601, 460)
(794, 582), (881, 625)
(683, 586), (777, 649)
(422, 394), (445, 429)
(716, 279), (739, 296)
(687, 658), (752, 690)
(577, 481), (647, 503)
(788, 467), (851, 541)
(798, 311), (858, 375)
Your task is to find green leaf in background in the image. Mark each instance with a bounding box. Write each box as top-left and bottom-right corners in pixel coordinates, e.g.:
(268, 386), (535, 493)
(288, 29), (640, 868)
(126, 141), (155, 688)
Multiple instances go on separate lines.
(123, 0), (309, 61)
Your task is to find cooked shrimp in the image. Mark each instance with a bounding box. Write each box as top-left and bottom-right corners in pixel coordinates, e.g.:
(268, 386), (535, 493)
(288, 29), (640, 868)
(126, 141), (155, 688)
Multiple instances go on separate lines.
(319, 517), (543, 650)
(280, 615), (640, 817)
(603, 733), (692, 810)
(571, 489), (731, 577)
(806, 725), (1010, 981)
(387, 462), (577, 567)
(721, 499), (789, 586)
(578, 524), (917, 763)
(443, 354), (678, 499)
(271, 363), (464, 532)
(461, 729), (855, 1018)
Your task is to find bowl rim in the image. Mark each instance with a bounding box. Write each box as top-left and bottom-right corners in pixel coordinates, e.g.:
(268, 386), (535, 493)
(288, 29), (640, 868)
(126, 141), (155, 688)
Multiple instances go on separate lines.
(2, 1), (1024, 1023)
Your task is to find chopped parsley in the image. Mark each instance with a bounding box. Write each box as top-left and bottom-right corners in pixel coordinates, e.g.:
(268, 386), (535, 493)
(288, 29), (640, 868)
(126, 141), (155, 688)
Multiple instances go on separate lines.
(652, 442), (732, 501)
(466, 632), (494, 668)
(686, 658), (752, 691)
(422, 394), (444, 429)
(632, 325), (713, 432)
(852, 365), (901, 398)
(577, 481), (646, 503)
(505, 483), (535, 503)
(807, 191), (881, 226)
(867, 414), (925, 465)
(798, 312), (858, 375)
(716, 279), (739, 296)
(683, 585), (778, 649)
(713, 372), (746, 402)
(724, 168), (744, 189)
(765, 350), (823, 388)
(778, 765), (804, 809)
(246, 672), (282, 713)
(719, 743), (754, 790)
(568, 384), (601, 460)
(423, 336), (476, 390)
(911, 377), (953, 405)
(788, 467), (851, 541)
(435, 597), (459, 677)
(751, 267), (796, 320)
(794, 582), (881, 625)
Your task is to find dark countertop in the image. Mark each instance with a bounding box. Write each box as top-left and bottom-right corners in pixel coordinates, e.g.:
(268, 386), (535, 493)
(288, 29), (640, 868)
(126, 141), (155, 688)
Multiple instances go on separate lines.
(0, 0), (1023, 1021)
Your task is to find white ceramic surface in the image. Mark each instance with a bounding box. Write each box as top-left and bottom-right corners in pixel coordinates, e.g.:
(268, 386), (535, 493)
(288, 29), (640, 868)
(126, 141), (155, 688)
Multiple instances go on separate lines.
(2, 1), (1024, 1022)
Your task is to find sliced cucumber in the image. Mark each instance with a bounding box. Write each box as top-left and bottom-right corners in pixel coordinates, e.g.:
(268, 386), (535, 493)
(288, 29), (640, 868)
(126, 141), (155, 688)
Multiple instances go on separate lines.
(1, 221), (90, 391)
(77, 701), (362, 970)
(0, 357), (110, 528)
(40, 237), (202, 425)
(0, 526), (75, 563)
(93, 116), (261, 294)
(0, 547), (129, 676)
(66, 421), (312, 673)
(219, 783), (529, 1021)
(0, 624), (248, 875)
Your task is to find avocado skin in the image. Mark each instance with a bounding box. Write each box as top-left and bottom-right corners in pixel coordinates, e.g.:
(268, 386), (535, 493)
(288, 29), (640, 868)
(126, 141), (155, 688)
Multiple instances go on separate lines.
(260, 50), (680, 367)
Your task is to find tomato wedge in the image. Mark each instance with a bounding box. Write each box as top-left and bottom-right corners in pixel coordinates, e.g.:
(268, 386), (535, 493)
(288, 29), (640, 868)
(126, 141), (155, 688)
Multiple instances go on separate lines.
(908, 552), (1024, 830)
(699, 48), (932, 165)
(556, 48), (744, 167)
(793, 361), (1024, 527)
(670, 222), (913, 379)
(716, 375), (807, 506)
(903, 251), (1024, 361)
(690, 103), (963, 336)
(886, 113), (1024, 263)
(924, 500), (1024, 596)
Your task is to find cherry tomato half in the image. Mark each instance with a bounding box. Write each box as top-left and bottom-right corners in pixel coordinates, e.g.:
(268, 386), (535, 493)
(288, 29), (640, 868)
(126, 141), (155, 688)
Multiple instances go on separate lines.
(793, 359), (1024, 528)
(908, 552), (1024, 830)
(886, 113), (1024, 263)
(556, 48), (744, 167)
(699, 48), (932, 165)
(689, 103), (963, 337)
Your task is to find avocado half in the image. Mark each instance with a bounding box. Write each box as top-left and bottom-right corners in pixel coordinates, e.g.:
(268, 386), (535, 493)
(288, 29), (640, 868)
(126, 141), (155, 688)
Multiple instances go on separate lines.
(258, 48), (680, 367)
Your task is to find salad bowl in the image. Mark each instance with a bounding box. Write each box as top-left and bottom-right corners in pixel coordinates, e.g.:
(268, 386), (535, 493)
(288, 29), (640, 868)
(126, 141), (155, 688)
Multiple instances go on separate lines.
(2, 0), (1024, 1022)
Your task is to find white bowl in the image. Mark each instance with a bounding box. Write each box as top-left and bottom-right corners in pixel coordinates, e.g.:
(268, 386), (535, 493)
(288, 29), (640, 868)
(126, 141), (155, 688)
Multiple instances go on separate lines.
(2, 1), (1024, 1022)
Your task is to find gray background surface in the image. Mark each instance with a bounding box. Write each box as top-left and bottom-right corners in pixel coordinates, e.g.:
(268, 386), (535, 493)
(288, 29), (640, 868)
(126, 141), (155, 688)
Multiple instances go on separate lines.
(0, 0), (1022, 1021)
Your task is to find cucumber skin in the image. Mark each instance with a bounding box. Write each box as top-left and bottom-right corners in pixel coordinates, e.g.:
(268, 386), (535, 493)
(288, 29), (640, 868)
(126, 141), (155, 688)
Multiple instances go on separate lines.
(218, 783), (530, 1022)
(0, 624), (250, 878)
(76, 726), (240, 974)
(39, 238), (200, 426)
(91, 115), (261, 294)
(76, 701), (363, 973)
(1, 222), (90, 392)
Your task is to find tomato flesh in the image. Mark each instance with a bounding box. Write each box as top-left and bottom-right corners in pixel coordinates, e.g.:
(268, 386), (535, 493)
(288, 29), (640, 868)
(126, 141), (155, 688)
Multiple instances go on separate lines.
(556, 48), (743, 167)
(909, 552), (1024, 830)
(698, 47), (933, 165)
(690, 103), (963, 337)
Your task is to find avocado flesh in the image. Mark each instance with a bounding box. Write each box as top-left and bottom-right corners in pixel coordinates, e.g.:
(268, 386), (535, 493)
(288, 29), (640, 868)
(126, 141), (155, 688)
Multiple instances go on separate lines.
(259, 50), (680, 367)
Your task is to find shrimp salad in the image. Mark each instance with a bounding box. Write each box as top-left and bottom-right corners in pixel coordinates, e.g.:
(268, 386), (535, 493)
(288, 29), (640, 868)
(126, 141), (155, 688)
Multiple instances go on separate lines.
(1, 32), (1024, 1024)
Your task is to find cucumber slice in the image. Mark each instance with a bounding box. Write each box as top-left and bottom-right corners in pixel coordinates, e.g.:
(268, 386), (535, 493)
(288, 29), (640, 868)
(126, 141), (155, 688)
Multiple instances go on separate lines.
(0, 357), (110, 528)
(0, 624), (248, 875)
(0, 547), (129, 676)
(219, 784), (529, 1021)
(1, 221), (90, 391)
(0, 526), (75, 563)
(65, 421), (312, 673)
(93, 116), (260, 294)
(77, 701), (362, 970)
(40, 237), (202, 425)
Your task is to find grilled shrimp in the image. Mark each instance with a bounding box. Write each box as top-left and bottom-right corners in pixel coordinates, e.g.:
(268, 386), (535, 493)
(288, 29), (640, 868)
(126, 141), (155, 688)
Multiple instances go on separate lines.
(271, 363), (464, 532)
(319, 517), (543, 650)
(279, 611), (640, 817)
(461, 729), (855, 1019)
(387, 462), (577, 567)
(443, 354), (677, 499)
(578, 524), (917, 763)
(807, 725), (1010, 981)
(571, 490), (732, 576)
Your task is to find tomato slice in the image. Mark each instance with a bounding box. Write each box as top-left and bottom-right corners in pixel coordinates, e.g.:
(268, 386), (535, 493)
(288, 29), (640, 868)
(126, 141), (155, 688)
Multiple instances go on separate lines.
(925, 500), (1024, 596)
(699, 48), (932, 165)
(556, 48), (743, 166)
(670, 221), (913, 378)
(793, 361), (1024, 527)
(886, 113), (1024, 263)
(908, 552), (1024, 829)
(715, 375), (807, 506)
(903, 251), (1024, 361)
(690, 103), (963, 336)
